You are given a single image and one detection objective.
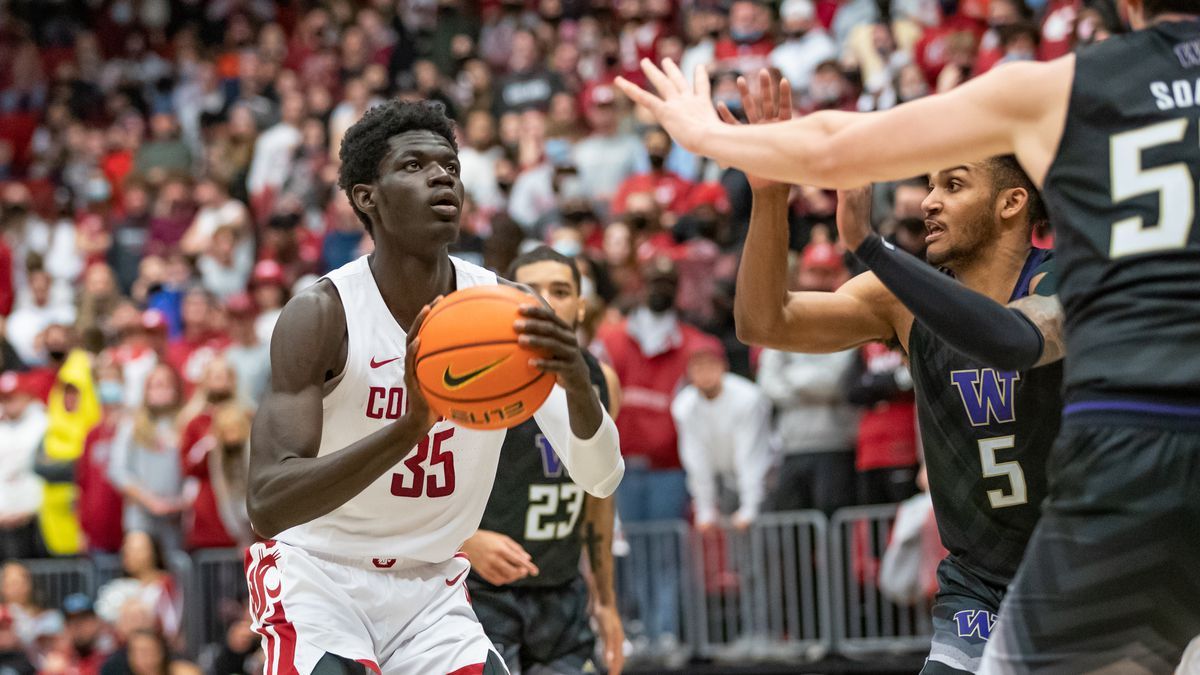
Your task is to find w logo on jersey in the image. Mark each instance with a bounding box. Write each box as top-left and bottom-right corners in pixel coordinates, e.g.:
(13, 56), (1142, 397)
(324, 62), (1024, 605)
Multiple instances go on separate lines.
(950, 369), (1020, 427)
(953, 609), (996, 642)
(536, 434), (564, 478)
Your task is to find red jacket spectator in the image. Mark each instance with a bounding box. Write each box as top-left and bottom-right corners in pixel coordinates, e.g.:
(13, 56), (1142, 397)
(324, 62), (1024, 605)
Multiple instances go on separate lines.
(714, 0), (776, 75)
(76, 416), (125, 553)
(596, 260), (723, 470)
(611, 171), (695, 217)
(1038, 0), (1082, 60)
(180, 411), (237, 550)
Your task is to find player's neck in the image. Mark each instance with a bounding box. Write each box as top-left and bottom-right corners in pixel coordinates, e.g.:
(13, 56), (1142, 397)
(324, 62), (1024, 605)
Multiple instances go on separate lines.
(951, 238), (1032, 304)
(368, 248), (455, 331)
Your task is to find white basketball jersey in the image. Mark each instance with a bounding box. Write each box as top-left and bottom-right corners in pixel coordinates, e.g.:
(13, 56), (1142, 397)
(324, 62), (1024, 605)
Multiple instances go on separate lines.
(276, 254), (513, 562)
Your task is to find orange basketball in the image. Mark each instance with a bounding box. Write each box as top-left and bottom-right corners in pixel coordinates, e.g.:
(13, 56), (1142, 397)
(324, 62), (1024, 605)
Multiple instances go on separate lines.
(414, 285), (555, 430)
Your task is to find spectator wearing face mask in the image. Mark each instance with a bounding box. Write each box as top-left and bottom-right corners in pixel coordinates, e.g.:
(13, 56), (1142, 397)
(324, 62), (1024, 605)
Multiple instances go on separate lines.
(76, 356), (127, 555)
(611, 127), (695, 218)
(770, 0), (837, 98)
(594, 256), (722, 649)
(165, 288), (231, 395)
(714, 0), (777, 76)
(7, 268), (75, 366)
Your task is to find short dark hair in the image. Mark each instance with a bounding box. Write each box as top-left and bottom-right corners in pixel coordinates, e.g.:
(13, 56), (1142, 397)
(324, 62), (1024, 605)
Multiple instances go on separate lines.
(337, 99), (458, 236)
(984, 155), (1047, 229)
(1144, 0), (1198, 18)
(507, 246), (582, 292)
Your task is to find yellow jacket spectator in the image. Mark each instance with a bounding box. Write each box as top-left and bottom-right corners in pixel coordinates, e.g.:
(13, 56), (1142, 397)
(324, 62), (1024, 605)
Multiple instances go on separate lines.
(37, 348), (101, 555)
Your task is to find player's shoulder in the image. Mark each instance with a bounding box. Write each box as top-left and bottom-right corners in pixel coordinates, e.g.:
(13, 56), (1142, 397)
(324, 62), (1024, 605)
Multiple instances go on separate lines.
(451, 255), (499, 287)
(269, 278), (347, 379)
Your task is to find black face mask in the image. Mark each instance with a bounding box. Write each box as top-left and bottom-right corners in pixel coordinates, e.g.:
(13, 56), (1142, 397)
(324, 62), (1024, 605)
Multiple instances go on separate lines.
(497, 181), (514, 194)
(648, 154), (667, 170)
(627, 213), (652, 231)
(47, 350), (67, 362)
(207, 391), (233, 404)
(222, 442), (244, 454)
(646, 289), (675, 313)
(604, 54), (619, 68)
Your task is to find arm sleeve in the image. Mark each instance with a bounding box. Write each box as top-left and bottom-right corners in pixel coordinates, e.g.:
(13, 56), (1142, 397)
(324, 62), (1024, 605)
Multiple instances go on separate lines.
(853, 234), (1044, 370)
(734, 391), (774, 522)
(533, 386), (625, 498)
(671, 392), (719, 526)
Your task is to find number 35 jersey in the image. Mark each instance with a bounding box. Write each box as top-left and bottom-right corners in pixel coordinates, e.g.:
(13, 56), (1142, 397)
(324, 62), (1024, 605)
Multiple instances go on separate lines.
(272, 255), (624, 564)
(1045, 19), (1200, 405)
(473, 350), (610, 589)
(907, 249), (1062, 587)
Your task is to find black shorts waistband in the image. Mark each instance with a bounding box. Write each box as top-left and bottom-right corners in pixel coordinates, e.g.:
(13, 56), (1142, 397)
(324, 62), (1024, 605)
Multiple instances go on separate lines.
(1063, 393), (1200, 432)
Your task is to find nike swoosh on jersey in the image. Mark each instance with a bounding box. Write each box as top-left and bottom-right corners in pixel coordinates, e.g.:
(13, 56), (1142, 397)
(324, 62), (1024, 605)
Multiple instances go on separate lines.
(370, 356), (401, 369)
(442, 356), (509, 389)
(445, 569), (468, 586)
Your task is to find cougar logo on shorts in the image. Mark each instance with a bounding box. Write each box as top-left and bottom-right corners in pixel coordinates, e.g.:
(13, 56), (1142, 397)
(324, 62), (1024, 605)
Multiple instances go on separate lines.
(246, 543), (298, 675)
(953, 609), (996, 642)
(248, 546), (284, 619)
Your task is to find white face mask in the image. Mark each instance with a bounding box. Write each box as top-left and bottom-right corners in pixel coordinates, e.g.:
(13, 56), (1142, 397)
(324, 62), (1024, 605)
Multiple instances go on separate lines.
(580, 274), (596, 302)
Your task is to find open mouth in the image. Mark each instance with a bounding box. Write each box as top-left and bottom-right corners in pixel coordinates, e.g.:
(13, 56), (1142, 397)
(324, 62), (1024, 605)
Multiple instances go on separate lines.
(925, 219), (946, 243)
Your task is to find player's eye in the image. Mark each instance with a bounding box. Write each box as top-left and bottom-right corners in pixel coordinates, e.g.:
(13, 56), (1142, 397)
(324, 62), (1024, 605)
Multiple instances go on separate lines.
(405, 160), (421, 171)
(446, 163), (460, 175)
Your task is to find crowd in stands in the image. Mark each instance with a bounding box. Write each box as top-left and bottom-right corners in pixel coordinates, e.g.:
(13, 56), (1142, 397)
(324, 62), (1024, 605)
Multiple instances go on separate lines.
(0, 0), (1121, 668)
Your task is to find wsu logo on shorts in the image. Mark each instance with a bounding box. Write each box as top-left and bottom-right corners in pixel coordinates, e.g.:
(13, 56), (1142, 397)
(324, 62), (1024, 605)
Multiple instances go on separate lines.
(248, 544), (285, 619)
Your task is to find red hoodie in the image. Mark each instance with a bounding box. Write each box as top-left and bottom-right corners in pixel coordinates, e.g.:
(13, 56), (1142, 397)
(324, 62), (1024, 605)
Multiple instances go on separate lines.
(596, 316), (722, 470)
(76, 416), (125, 553)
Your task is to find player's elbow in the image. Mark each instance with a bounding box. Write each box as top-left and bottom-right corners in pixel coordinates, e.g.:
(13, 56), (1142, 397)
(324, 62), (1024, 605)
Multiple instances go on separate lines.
(246, 483), (284, 539)
(584, 457), (624, 499)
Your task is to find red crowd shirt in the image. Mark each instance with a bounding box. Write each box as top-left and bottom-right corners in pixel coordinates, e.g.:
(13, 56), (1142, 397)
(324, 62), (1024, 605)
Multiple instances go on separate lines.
(611, 171), (695, 216)
(596, 318), (723, 470)
(854, 344), (919, 471)
(180, 411), (237, 550)
(76, 415), (125, 553)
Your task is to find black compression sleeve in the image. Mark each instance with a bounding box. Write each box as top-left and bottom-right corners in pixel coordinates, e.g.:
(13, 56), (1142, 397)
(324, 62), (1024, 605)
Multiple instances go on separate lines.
(853, 234), (1044, 370)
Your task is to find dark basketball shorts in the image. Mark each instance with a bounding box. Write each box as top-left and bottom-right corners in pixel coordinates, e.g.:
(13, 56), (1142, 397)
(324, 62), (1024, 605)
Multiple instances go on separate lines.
(922, 556), (1008, 674)
(469, 575), (596, 675)
(979, 421), (1200, 674)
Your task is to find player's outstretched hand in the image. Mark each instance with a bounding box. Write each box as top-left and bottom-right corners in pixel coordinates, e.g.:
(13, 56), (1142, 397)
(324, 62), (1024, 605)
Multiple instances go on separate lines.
(716, 69), (793, 191)
(460, 530), (539, 586)
(614, 58), (719, 156)
(835, 185), (874, 252)
(515, 305), (591, 395)
(403, 297), (442, 432)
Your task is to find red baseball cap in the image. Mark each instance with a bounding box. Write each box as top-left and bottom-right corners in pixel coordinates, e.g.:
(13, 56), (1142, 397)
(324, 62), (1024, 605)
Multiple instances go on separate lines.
(582, 83), (617, 109)
(224, 292), (257, 317)
(252, 259), (286, 286)
(0, 371), (36, 398)
(682, 182), (731, 215)
(141, 309), (169, 333)
(800, 241), (844, 271)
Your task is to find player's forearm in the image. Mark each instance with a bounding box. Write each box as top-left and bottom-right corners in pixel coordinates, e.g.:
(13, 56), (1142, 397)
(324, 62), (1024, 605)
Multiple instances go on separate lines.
(560, 412), (624, 498)
(582, 495), (617, 607)
(734, 185), (793, 346)
(702, 112), (862, 189)
(853, 234), (1045, 370)
(247, 417), (431, 538)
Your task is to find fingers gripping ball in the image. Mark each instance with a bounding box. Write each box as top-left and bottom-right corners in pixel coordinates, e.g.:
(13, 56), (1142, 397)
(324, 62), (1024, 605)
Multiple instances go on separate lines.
(414, 285), (555, 430)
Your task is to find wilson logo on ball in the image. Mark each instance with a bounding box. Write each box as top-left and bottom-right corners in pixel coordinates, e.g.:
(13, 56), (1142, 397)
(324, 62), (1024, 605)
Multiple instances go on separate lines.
(441, 356), (510, 390)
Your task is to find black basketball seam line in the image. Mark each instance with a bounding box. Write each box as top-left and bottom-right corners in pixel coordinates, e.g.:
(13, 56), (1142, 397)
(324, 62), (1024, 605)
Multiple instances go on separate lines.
(423, 371), (552, 404)
(417, 291), (527, 338)
(415, 339), (522, 362)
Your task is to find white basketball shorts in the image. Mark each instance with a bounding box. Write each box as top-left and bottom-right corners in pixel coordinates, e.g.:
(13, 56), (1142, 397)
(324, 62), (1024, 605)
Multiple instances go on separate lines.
(245, 540), (505, 675)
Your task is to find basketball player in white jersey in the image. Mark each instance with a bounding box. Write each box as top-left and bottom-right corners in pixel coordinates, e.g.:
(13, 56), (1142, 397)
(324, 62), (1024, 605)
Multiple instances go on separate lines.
(244, 100), (624, 675)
